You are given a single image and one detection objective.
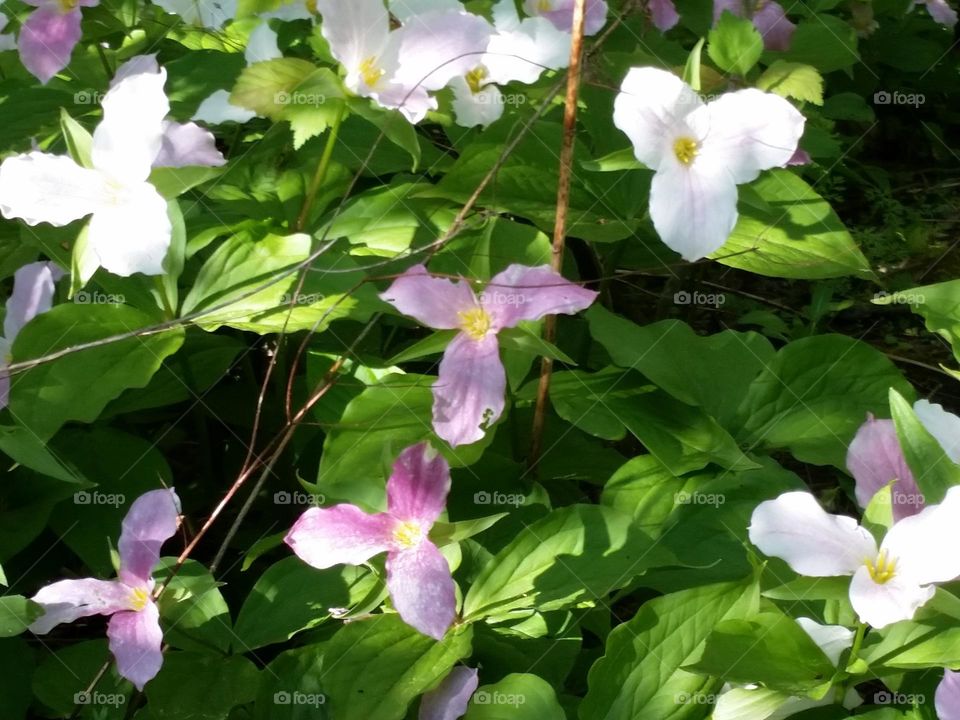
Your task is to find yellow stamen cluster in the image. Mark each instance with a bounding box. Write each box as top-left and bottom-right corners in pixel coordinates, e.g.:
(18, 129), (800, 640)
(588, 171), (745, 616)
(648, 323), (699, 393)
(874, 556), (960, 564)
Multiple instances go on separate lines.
(673, 137), (700, 166)
(866, 549), (897, 584)
(466, 66), (489, 95)
(359, 57), (385, 88)
(129, 587), (150, 611)
(458, 308), (492, 341)
(393, 520), (425, 549)
(59, 0), (79, 10)
(538, 0), (554, 10)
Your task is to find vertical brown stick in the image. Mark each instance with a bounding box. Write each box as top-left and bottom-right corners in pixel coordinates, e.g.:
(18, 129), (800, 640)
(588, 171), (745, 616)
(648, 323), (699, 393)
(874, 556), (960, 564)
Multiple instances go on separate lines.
(528, 0), (589, 474)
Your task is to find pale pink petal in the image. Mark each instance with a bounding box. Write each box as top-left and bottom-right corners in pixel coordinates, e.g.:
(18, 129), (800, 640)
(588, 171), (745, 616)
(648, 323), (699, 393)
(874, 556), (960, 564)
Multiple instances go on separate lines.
(846, 415), (923, 521)
(481, 264), (597, 330)
(922, 0), (958, 26)
(749, 491), (877, 577)
(752, 2), (796, 51)
(29, 578), (133, 634)
(285, 505), (396, 569)
(525, 0), (609, 35)
(107, 602), (163, 690)
(937, 670), (960, 720)
(153, 121), (226, 168)
(420, 666), (479, 720)
(3, 261), (64, 342)
(380, 264), (479, 330)
(649, 0), (680, 31)
(386, 541), (456, 640)
(371, 81), (438, 124)
(849, 564), (934, 628)
(392, 10), (493, 92)
(387, 442), (451, 527)
(314, 0), (390, 89)
(118, 488), (181, 587)
(713, 0), (740, 22)
(785, 148), (811, 166)
(18, 6), (82, 84)
(433, 333), (505, 447)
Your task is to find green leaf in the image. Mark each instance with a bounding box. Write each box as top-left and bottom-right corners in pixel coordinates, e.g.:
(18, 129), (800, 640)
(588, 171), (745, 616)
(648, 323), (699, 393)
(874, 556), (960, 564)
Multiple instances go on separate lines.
(463, 674), (565, 719)
(431, 513), (508, 547)
(715, 170), (873, 280)
(144, 652), (259, 719)
(708, 12), (764, 76)
(0, 423), (82, 483)
(9, 304), (185, 439)
(385, 330), (457, 366)
(32, 640), (126, 716)
(498, 326), (575, 365)
(889, 389), (960, 506)
(862, 612), (960, 669)
(252, 645), (329, 720)
(683, 38), (706, 91)
(757, 61), (824, 105)
(322, 615), (472, 720)
(59, 108), (93, 167)
(538, 367), (650, 441)
(463, 505), (662, 622)
(349, 97), (422, 170)
(580, 577), (758, 720)
(150, 165), (224, 199)
(155, 559), (233, 655)
(581, 147), (646, 172)
(0, 596), (42, 637)
(0, 638), (34, 720)
(782, 15), (859, 73)
(685, 611), (835, 694)
(874, 280), (960, 365)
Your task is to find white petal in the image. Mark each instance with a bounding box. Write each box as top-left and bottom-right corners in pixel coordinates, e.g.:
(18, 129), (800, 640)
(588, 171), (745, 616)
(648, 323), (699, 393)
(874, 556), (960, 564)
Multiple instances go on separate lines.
(193, 89), (257, 124)
(849, 564), (934, 628)
(245, 21), (282, 64)
(914, 399), (960, 464)
(795, 617), (854, 666)
(392, 10), (493, 92)
(372, 81), (437, 124)
(613, 67), (702, 170)
(881, 485), (960, 586)
(88, 182), (172, 277)
(93, 69), (170, 184)
(749, 492), (877, 577)
(111, 54), (160, 86)
(0, 152), (108, 226)
(649, 158), (739, 261)
(450, 77), (505, 127)
(390, 0), (461, 21)
(315, 0), (390, 91)
(485, 12), (571, 85)
(689, 89), (805, 185)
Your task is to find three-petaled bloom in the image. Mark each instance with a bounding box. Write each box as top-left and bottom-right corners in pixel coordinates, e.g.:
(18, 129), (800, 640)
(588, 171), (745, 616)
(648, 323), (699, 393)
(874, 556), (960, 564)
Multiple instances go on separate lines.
(713, 2), (796, 51)
(0, 261), (63, 408)
(17, 0), (100, 84)
(523, 0), (609, 35)
(938, 670), (960, 720)
(419, 666), (479, 720)
(380, 264), (598, 447)
(749, 488), (960, 628)
(613, 67), (805, 261)
(0, 57), (223, 280)
(29, 488), (181, 689)
(847, 400), (960, 521)
(286, 443), (456, 639)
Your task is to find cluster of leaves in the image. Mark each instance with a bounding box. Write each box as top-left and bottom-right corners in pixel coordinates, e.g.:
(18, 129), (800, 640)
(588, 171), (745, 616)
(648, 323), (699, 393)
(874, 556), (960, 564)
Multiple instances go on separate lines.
(0, 0), (958, 719)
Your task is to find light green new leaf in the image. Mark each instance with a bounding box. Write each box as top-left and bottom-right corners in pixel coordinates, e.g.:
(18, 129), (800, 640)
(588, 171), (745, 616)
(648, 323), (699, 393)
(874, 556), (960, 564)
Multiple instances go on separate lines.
(889, 389), (960, 505)
(874, 280), (960, 365)
(463, 674), (565, 719)
(708, 12), (764, 76)
(757, 61), (824, 105)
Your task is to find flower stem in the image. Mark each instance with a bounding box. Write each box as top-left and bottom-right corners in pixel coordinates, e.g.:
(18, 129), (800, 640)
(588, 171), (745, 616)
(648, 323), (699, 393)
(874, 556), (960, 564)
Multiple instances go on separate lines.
(294, 102), (347, 232)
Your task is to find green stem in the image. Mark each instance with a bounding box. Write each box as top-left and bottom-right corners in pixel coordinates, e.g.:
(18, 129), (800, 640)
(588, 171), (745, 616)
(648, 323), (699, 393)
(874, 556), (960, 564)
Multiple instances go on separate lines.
(837, 622), (868, 702)
(154, 276), (176, 321)
(294, 102), (347, 232)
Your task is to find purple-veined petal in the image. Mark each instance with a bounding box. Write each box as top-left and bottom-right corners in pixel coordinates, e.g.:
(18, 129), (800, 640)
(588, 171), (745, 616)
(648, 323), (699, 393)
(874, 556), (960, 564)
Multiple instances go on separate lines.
(481, 264), (598, 330)
(29, 578), (133, 634)
(193, 89), (257, 124)
(648, 155), (740, 261)
(795, 617), (854, 666)
(613, 67), (703, 171)
(690, 88), (805, 185)
(386, 540), (456, 640)
(87, 181), (172, 276)
(748, 491), (877, 577)
(524, 0), (609, 35)
(433, 333), (505, 447)
(285, 505), (396, 569)
(153, 121), (226, 168)
(937, 670), (960, 720)
(392, 10), (492, 92)
(752, 2), (796, 51)
(846, 415), (922, 521)
(880, 485), (960, 586)
(420, 666), (479, 720)
(380, 264), (479, 330)
(849, 564), (934, 628)
(649, 0), (680, 31)
(0, 152), (109, 226)
(18, 6), (83, 84)
(92, 69), (170, 185)
(314, 0), (390, 92)
(920, 0), (958, 26)
(118, 488), (181, 587)
(3, 261), (64, 342)
(107, 602), (163, 690)
(914, 399), (960, 464)
(387, 442), (451, 527)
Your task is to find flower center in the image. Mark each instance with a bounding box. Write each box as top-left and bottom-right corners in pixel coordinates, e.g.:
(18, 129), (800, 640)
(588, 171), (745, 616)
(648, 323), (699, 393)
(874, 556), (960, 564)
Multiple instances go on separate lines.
(466, 66), (489, 95)
(58, 0), (79, 10)
(673, 137), (700, 165)
(458, 307), (492, 340)
(537, 0), (553, 10)
(129, 587), (150, 611)
(866, 549), (898, 584)
(359, 56), (385, 88)
(306, 0), (318, 13)
(393, 520), (425, 549)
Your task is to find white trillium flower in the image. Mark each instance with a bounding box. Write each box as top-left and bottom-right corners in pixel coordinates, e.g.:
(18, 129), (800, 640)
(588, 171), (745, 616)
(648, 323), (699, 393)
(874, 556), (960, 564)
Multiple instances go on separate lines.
(749, 488), (960, 629)
(612, 67), (805, 261)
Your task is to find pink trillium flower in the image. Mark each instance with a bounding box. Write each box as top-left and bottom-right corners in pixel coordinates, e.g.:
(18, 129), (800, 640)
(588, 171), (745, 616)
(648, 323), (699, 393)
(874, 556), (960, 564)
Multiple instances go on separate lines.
(286, 443), (456, 640)
(0, 261), (63, 408)
(420, 666), (479, 720)
(29, 488), (181, 690)
(648, 0), (680, 31)
(523, 0), (608, 35)
(713, 2), (796, 52)
(380, 264), (598, 447)
(937, 670), (960, 719)
(17, 0), (99, 84)
(749, 488), (960, 628)
(916, 0), (958, 26)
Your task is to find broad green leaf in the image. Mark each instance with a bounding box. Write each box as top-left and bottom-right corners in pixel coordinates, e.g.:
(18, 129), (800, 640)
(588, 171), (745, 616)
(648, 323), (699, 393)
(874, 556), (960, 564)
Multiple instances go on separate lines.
(322, 615), (472, 720)
(711, 687), (799, 720)
(757, 61), (824, 105)
(763, 576), (852, 602)
(144, 652), (259, 719)
(155, 559), (233, 655)
(890, 389), (960, 506)
(708, 12), (763, 76)
(0, 423), (82, 483)
(150, 165), (224, 199)
(861, 612), (960, 669)
(0, 596), (42, 637)
(0, 638), (33, 720)
(385, 330), (457, 366)
(580, 577), (758, 720)
(783, 15), (859, 73)
(463, 505), (662, 621)
(253, 645), (329, 720)
(536, 367), (650, 441)
(348, 97), (422, 170)
(59, 108), (93, 167)
(874, 280), (960, 364)
(9, 304), (185, 439)
(431, 513), (508, 547)
(463, 674), (565, 719)
(32, 640), (127, 716)
(715, 171), (873, 280)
